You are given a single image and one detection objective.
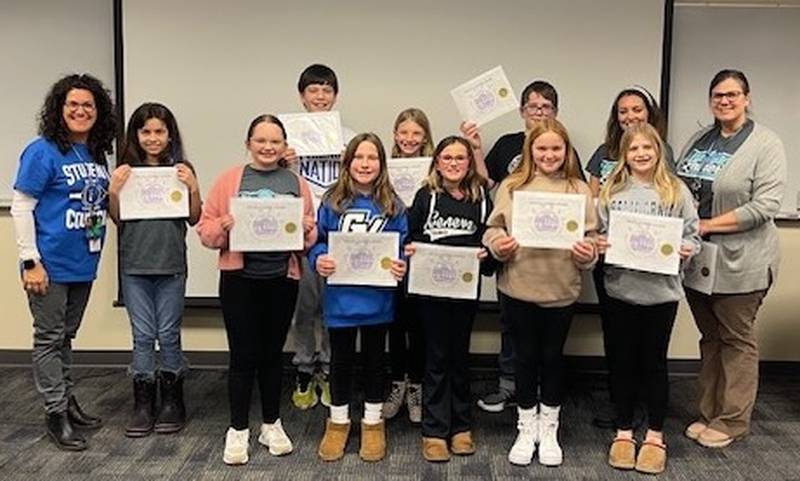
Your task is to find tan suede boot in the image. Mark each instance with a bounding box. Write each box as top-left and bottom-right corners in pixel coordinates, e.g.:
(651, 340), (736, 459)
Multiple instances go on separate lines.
(450, 431), (476, 456)
(422, 437), (450, 462)
(635, 441), (667, 474)
(318, 419), (350, 462)
(359, 420), (386, 462)
(608, 437), (636, 470)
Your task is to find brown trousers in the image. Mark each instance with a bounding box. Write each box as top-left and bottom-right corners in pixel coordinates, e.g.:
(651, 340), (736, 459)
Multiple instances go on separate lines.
(686, 288), (767, 438)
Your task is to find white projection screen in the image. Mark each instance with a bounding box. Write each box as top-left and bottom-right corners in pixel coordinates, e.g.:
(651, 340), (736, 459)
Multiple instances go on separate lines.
(122, 0), (667, 300)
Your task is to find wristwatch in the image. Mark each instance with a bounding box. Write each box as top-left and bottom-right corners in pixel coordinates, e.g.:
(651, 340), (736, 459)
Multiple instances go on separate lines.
(22, 259), (36, 270)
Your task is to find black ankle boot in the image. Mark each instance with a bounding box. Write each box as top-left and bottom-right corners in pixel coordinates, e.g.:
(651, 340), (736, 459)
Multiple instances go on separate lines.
(154, 372), (186, 434)
(125, 379), (157, 438)
(67, 395), (103, 429)
(46, 411), (87, 451)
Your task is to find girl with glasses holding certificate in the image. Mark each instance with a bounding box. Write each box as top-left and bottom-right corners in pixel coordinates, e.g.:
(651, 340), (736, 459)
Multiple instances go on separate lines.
(403, 136), (494, 462)
(483, 119), (597, 468)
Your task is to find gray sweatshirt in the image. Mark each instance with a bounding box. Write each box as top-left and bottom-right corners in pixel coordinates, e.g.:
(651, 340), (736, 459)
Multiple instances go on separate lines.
(678, 122), (786, 293)
(599, 179), (701, 305)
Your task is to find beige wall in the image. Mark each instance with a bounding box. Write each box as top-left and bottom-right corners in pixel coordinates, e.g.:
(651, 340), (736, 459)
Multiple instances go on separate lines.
(3, 214), (798, 361)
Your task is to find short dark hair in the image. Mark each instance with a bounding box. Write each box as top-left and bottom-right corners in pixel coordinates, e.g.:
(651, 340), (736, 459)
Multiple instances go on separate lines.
(520, 80), (558, 111)
(120, 102), (185, 166)
(38, 73), (116, 164)
(709, 69), (750, 97)
(297, 64), (339, 94)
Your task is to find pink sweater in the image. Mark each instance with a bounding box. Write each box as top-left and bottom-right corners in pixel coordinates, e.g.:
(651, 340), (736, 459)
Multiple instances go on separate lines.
(196, 164), (317, 279)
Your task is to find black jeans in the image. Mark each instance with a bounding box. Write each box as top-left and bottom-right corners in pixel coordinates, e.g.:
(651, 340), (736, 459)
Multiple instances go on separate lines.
(388, 292), (424, 383)
(329, 324), (387, 406)
(220, 272), (298, 429)
(502, 294), (574, 409)
(421, 298), (477, 439)
(605, 297), (678, 432)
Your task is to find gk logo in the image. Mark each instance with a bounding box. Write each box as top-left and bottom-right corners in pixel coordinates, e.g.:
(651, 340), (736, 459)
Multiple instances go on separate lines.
(339, 210), (387, 233)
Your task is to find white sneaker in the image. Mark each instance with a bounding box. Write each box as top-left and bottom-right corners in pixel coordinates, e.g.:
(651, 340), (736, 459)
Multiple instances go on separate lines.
(223, 427), (250, 465)
(538, 404), (563, 466)
(508, 407), (537, 466)
(406, 383), (422, 424)
(382, 380), (406, 419)
(258, 419), (293, 456)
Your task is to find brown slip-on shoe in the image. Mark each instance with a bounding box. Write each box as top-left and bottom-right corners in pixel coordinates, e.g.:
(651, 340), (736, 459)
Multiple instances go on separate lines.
(608, 437), (636, 470)
(359, 420), (386, 462)
(423, 436), (450, 462)
(635, 440), (667, 475)
(450, 431), (476, 456)
(318, 419), (350, 461)
(684, 420), (707, 441)
(697, 427), (734, 448)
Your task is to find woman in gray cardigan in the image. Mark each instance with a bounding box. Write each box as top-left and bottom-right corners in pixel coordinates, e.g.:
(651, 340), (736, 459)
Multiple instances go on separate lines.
(676, 69), (786, 449)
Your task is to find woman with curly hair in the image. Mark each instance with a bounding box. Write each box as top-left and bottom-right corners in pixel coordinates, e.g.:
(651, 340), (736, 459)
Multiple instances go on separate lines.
(10, 73), (116, 451)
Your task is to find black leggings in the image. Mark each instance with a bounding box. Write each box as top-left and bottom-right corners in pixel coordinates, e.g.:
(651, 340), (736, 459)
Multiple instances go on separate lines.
(329, 324), (387, 406)
(388, 293), (424, 383)
(605, 297), (677, 432)
(421, 298), (477, 439)
(502, 294), (574, 409)
(220, 272), (297, 429)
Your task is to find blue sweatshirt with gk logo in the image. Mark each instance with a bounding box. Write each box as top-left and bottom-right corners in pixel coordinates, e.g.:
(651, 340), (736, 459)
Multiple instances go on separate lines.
(308, 193), (408, 328)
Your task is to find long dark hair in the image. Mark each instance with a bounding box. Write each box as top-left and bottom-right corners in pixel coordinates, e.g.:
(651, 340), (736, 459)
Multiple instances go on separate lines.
(603, 86), (666, 159)
(119, 103), (185, 166)
(38, 73), (116, 165)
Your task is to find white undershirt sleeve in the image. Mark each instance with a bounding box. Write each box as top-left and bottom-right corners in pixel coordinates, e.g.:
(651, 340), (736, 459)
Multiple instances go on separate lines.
(9, 189), (41, 261)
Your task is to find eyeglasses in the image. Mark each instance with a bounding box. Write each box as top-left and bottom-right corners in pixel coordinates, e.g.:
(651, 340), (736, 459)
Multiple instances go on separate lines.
(439, 155), (469, 164)
(711, 91), (744, 103)
(522, 103), (554, 114)
(64, 101), (96, 112)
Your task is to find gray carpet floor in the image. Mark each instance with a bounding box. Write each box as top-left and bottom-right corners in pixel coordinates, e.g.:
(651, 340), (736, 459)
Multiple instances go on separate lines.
(0, 366), (798, 481)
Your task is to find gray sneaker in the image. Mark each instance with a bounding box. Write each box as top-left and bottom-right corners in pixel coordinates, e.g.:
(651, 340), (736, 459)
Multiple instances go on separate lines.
(406, 383), (422, 423)
(477, 390), (515, 413)
(382, 380), (406, 419)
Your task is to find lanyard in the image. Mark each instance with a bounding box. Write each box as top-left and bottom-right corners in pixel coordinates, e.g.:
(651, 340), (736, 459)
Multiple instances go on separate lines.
(71, 145), (106, 241)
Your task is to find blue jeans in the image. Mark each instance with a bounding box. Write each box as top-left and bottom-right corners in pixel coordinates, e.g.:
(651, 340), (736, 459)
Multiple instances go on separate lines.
(121, 273), (187, 381)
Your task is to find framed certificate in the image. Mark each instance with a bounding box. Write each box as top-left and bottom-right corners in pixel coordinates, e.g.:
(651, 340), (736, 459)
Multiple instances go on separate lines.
(683, 241), (717, 294)
(511, 191), (586, 250)
(278, 111), (344, 156)
(229, 197), (304, 252)
(387, 157), (431, 207)
(408, 243), (480, 300)
(450, 66), (519, 126)
(327, 232), (399, 287)
(605, 211), (683, 276)
(118, 166), (189, 220)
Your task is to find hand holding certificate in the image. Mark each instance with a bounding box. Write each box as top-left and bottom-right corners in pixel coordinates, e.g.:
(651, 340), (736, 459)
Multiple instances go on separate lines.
(119, 166), (189, 220)
(387, 157), (431, 206)
(683, 241), (717, 294)
(451, 66), (519, 126)
(605, 211), (683, 276)
(278, 111), (343, 156)
(229, 197), (304, 252)
(511, 191), (586, 249)
(408, 243), (480, 300)
(327, 232), (400, 287)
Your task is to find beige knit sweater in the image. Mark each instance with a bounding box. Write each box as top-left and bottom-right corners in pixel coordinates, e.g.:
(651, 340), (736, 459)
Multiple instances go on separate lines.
(483, 173), (597, 307)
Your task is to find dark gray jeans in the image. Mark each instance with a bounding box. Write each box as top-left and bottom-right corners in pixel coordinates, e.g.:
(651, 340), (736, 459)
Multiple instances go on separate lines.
(29, 282), (92, 414)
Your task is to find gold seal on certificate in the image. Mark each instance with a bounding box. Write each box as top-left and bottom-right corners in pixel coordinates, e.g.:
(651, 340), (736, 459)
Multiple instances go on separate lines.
(408, 243), (481, 300)
(229, 197), (304, 252)
(511, 191), (586, 250)
(450, 66), (519, 126)
(119, 166), (190, 220)
(605, 211), (684, 275)
(328, 232), (399, 287)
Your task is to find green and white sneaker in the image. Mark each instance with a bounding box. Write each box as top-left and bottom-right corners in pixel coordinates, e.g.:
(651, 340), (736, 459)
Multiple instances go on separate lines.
(316, 372), (332, 408)
(292, 373), (318, 410)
